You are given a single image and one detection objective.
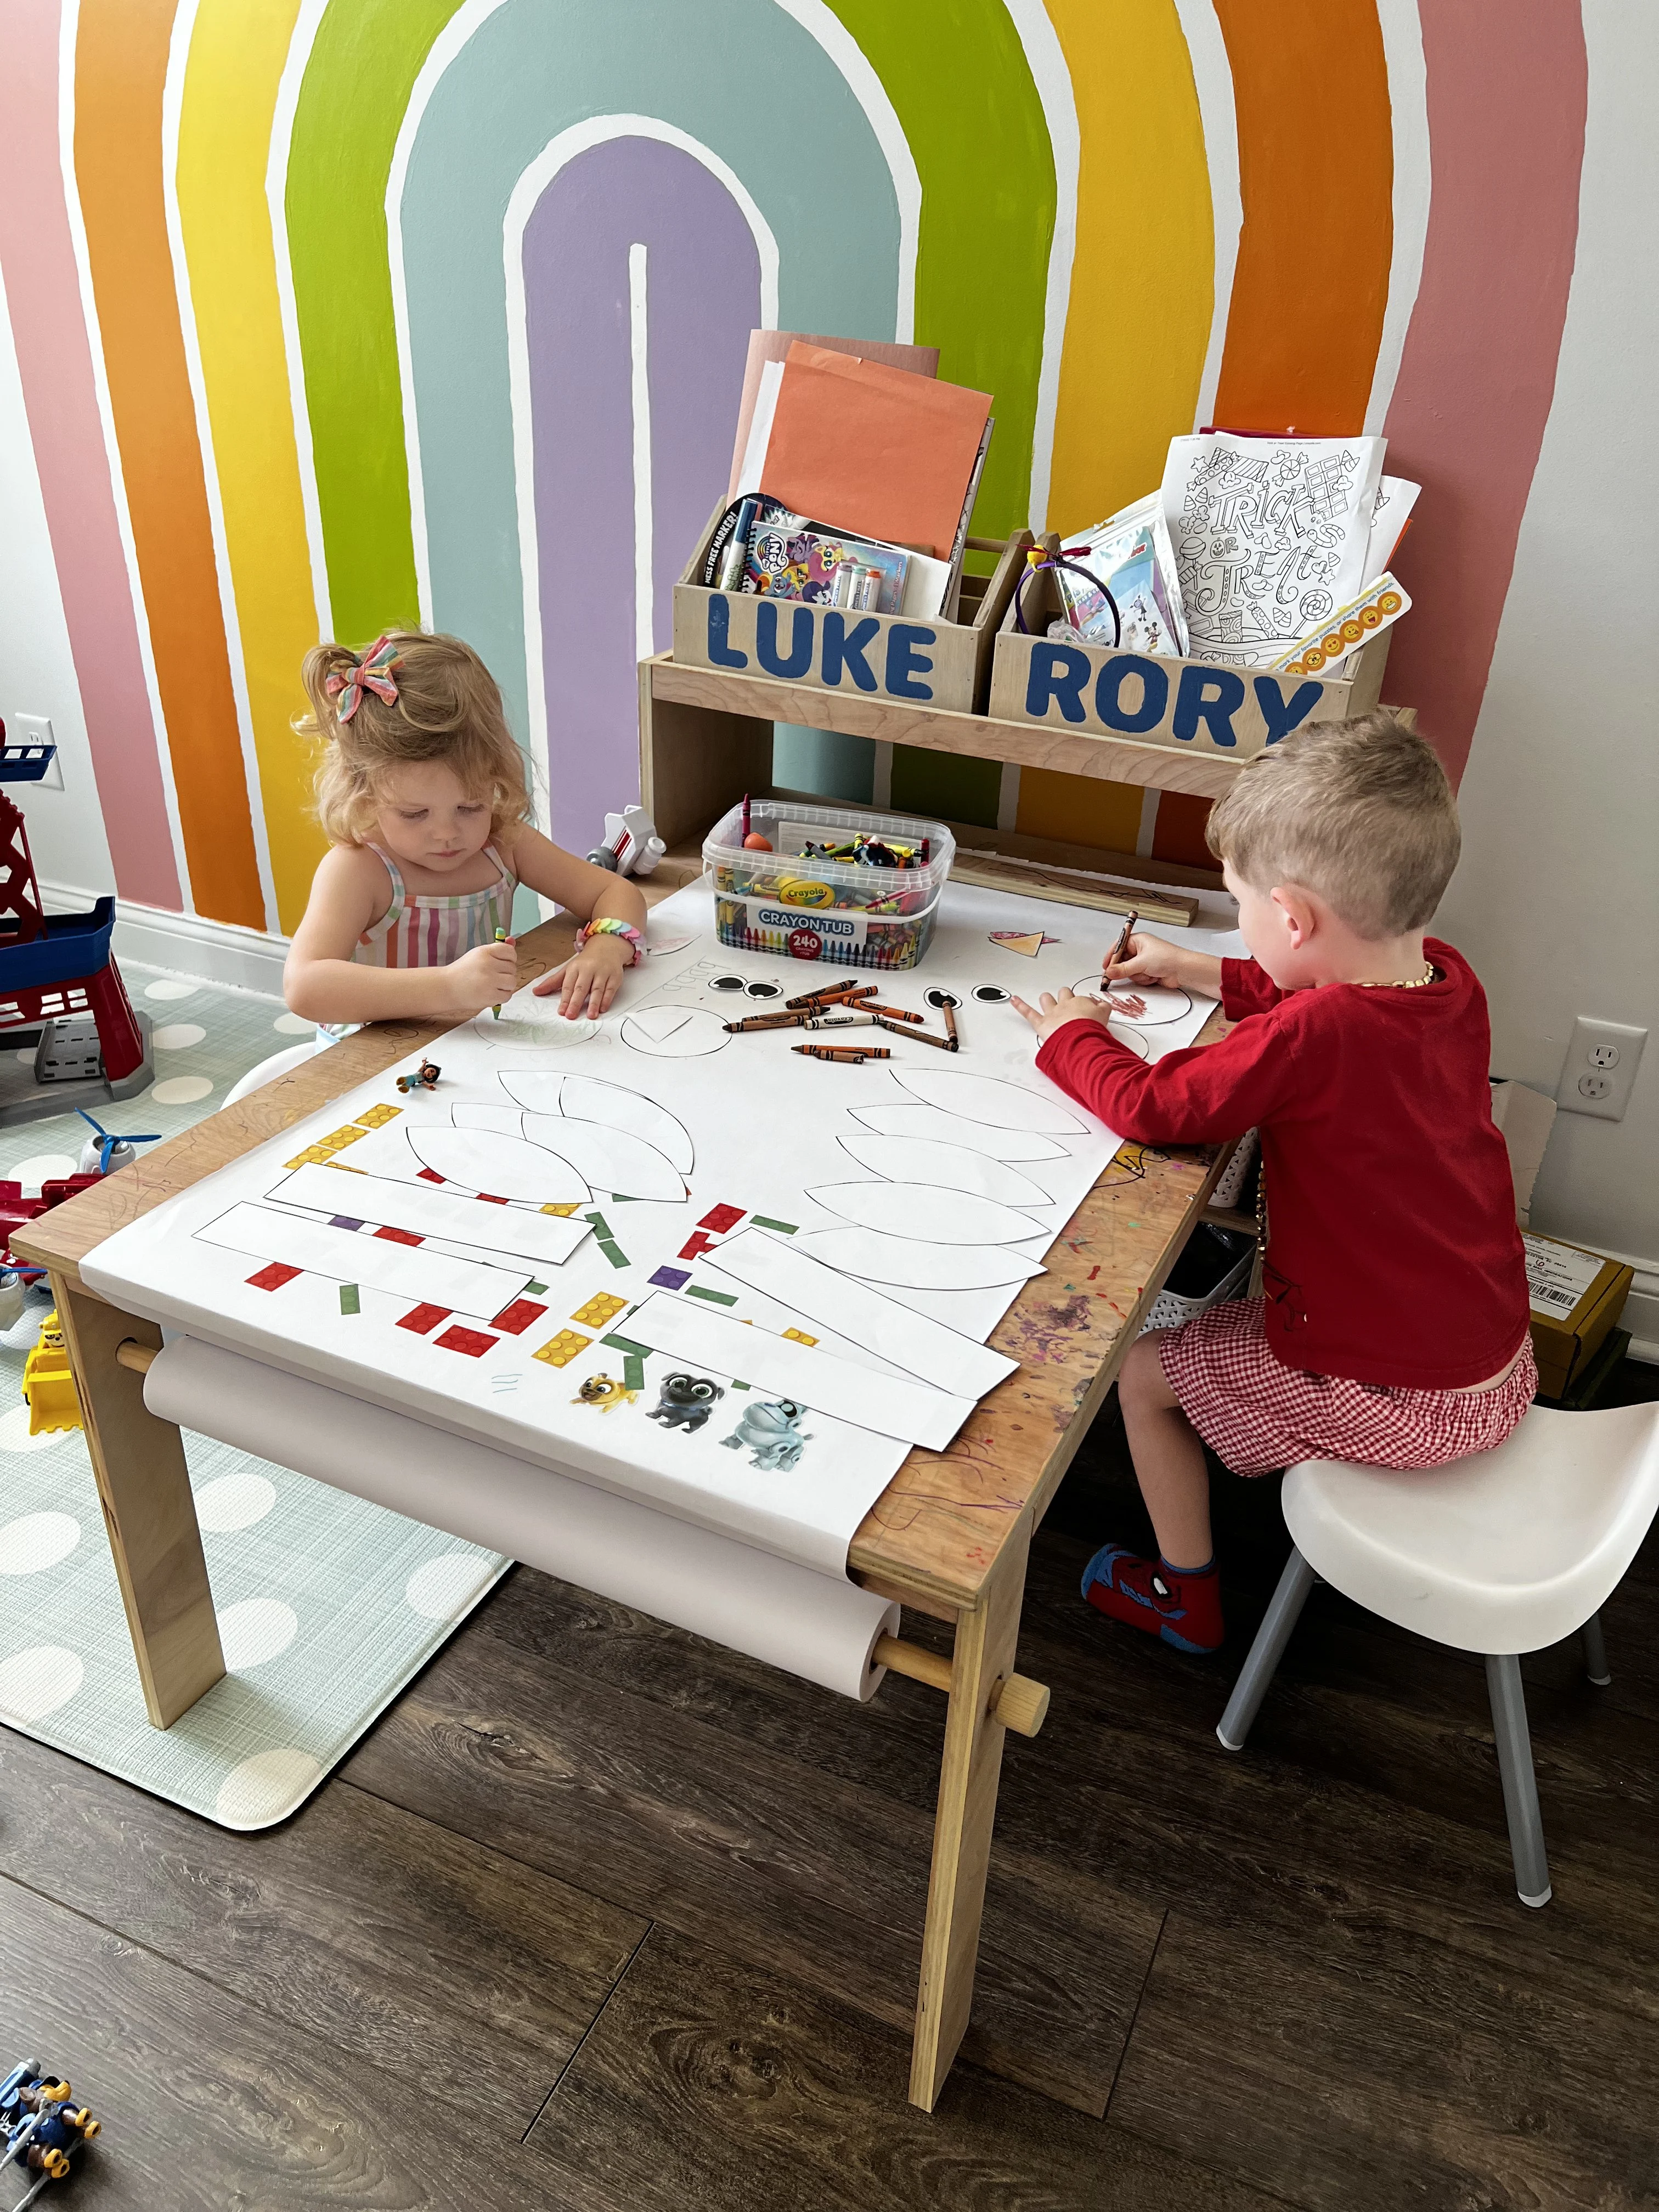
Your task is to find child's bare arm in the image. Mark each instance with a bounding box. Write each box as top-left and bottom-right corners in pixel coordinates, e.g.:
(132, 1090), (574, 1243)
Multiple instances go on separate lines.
(283, 847), (517, 1024)
(506, 826), (648, 1019)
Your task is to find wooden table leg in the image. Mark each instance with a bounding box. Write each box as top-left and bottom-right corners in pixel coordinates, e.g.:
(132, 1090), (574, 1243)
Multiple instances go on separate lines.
(908, 1513), (1032, 2111)
(52, 1277), (225, 1728)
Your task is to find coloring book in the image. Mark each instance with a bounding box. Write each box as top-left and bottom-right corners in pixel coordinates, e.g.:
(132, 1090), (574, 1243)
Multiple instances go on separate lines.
(82, 881), (1217, 1581)
(1161, 433), (1385, 668)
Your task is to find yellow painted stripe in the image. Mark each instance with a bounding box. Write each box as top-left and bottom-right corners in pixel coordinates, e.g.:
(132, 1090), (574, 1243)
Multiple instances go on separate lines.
(1018, 1), (1214, 854)
(175, 0), (326, 933)
(1040, 0), (1215, 535)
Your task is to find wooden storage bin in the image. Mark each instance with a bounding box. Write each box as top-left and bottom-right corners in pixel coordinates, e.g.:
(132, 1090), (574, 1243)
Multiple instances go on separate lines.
(672, 510), (1030, 716)
(987, 555), (1393, 760)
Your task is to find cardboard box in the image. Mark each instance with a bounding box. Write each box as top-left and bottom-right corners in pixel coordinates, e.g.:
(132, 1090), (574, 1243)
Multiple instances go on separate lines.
(986, 556), (1392, 759)
(1489, 1079), (1557, 1227)
(1523, 1232), (1634, 1400)
(672, 509), (1028, 716)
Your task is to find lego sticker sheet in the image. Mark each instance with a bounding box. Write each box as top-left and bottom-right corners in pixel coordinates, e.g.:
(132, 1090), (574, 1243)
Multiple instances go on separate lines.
(82, 879), (1215, 1579)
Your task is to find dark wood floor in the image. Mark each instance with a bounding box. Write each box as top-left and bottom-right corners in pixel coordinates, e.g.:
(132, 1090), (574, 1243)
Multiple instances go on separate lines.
(4, 1365), (1658, 2210)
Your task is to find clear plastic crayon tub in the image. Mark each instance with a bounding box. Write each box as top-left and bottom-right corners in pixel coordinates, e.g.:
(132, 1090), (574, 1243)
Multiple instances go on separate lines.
(703, 799), (955, 970)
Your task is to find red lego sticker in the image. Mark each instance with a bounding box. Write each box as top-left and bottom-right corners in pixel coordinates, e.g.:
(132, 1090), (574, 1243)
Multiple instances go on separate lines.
(435, 1325), (495, 1357)
(374, 1225), (423, 1246)
(397, 1303), (450, 1334)
(489, 1299), (547, 1336)
(698, 1204), (744, 1234)
(247, 1262), (302, 1291)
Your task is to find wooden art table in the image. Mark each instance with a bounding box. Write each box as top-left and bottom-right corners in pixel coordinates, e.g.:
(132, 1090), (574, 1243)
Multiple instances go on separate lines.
(13, 906), (1228, 2113)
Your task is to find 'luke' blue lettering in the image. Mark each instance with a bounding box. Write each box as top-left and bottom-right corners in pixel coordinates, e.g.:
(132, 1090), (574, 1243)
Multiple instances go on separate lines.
(755, 600), (814, 680)
(820, 612), (881, 691)
(1024, 641), (1092, 723)
(707, 596), (747, 669)
(1093, 653), (1169, 735)
(1253, 676), (1324, 745)
(884, 624), (936, 701)
(1172, 664), (1246, 746)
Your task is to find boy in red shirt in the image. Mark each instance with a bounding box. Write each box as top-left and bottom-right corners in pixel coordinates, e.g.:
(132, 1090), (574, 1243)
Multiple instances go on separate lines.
(1013, 713), (1533, 1654)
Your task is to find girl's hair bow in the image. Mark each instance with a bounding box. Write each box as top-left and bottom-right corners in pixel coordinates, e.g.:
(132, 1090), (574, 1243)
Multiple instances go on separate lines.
(323, 634), (402, 723)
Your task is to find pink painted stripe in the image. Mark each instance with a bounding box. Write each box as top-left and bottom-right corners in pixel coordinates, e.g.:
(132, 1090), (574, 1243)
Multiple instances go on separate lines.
(0, 0), (180, 908)
(1381, 0), (1587, 787)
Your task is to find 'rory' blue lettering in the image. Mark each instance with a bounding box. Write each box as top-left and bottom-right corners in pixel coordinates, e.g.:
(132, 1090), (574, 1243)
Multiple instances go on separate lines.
(820, 612), (881, 691)
(755, 600), (815, 680)
(884, 624), (936, 700)
(1093, 653), (1169, 735)
(706, 595), (747, 669)
(1173, 664), (1246, 746)
(1024, 641), (1092, 723)
(1254, 676), (1324, 746)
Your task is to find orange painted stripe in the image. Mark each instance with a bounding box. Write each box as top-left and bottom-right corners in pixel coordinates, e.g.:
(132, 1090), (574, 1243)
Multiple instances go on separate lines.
(1210, 0), (1393, 436)
(74, 0), (266, 928)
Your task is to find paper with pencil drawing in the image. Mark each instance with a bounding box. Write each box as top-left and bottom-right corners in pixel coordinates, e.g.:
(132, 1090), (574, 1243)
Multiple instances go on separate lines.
(80, 877), (1216, 1579)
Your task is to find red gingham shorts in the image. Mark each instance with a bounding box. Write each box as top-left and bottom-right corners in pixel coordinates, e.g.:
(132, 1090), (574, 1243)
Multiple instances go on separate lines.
(1158, 1299), (1537, 1478)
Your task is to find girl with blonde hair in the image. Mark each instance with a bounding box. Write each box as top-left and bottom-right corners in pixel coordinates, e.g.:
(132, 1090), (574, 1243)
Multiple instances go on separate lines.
(285, 631), (646, 1032)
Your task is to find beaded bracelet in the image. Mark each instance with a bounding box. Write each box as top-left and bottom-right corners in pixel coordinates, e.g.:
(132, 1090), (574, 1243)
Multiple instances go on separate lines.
(575, 916), (644, 966)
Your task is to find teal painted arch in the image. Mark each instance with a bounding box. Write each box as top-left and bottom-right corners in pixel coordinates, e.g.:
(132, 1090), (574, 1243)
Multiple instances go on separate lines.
(394, 0), (910, 749)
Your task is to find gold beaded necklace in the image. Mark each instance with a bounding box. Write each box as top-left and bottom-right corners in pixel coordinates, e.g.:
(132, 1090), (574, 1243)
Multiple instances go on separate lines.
(1356, 964), (1440, 989)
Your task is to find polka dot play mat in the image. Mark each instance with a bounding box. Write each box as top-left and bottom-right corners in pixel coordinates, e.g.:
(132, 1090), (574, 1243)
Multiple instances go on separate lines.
(0, 971), (508, 1829)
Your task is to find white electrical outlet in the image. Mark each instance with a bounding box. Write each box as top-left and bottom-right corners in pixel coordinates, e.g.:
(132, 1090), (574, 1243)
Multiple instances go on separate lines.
(1556, 1016), (1647, 1120)
(5, 712), (63, 789)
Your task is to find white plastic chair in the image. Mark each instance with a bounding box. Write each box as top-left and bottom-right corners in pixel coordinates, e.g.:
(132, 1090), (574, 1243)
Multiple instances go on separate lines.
(223, 1040), (320, 1108)
(1217, 1400), (1659, 1907)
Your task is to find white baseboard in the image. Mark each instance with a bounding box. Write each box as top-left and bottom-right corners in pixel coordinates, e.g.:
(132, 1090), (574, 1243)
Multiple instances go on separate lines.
(42, 879), (289, 1000)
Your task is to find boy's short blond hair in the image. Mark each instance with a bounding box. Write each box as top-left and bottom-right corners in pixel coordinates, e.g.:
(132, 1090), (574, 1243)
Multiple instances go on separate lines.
(1205, 711), (1460, 939)
(297, 630), (533, 845)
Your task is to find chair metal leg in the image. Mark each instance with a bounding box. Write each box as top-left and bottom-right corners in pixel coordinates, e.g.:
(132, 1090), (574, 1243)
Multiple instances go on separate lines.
(1581, 1611), (1612, 1688)
(1485, 1654), (1551, 1908)
(1217, 1547), (1317, 1751)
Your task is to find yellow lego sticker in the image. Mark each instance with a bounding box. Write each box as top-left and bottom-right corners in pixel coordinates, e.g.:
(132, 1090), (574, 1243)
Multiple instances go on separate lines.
(571, 1292), (628, 1329)
(534, 1329), (591, 1369)
(782, 1328), (819, 1347)
(541, 1201), (582, 1217)
(355, 1103), (402, 1128)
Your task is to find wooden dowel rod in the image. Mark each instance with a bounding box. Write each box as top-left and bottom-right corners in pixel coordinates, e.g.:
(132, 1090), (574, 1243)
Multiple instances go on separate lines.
(873, 1634), (1049, 1737)
(875, 1633), (952, 1694)
(989, 1673), (1051, 1739)
(115, 1341), (159, 1376)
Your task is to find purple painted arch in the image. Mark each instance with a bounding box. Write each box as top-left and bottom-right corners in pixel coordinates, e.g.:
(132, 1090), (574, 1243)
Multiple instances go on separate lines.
(523, 136), (761, 853)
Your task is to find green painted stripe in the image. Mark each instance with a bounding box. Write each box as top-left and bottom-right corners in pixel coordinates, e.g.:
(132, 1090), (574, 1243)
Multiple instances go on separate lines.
(749, 1216), (798, 1235)
(596, 1238), (629, 1269)
(602, 1333), (650, 1358)
(823, 0), (1057, 541)
(686, 1284), (738, 1306)
(622, 1352), (645, 1391)
(339, 1283), (360, 1314)
(584, 1210), (612, 1239)
(283, 0), (465, 640)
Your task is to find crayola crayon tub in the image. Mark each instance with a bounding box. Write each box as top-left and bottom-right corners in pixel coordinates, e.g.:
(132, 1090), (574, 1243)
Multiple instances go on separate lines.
(703, 800), (953, 970)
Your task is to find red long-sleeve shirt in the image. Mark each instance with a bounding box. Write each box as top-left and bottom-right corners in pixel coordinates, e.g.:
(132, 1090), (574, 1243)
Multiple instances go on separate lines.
(1036, 939), (1530, 1389)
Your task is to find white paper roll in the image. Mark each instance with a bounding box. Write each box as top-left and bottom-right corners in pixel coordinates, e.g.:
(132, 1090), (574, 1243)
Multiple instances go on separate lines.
(145, 1337), (898, 1701)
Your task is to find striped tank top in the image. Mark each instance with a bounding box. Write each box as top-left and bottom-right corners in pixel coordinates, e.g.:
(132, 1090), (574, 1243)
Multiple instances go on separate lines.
(315, 842), (518, 1045)
(354, 840), (517, 969)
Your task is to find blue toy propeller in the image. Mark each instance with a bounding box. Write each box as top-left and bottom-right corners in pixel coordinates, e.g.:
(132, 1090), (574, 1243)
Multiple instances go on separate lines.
(76, 1108), (161, 1175)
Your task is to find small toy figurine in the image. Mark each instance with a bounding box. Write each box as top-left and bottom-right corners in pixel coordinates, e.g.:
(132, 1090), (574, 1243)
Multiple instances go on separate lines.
(571, 1373), (637, 1413)
(395, 1059), (441, 1094)
(1, 2061), (101, 2204)
(720, 1398), (812, 1471)
(645, 1372), (724, 1432)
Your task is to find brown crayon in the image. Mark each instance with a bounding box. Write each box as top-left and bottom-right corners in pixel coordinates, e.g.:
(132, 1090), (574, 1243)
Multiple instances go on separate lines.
(792, 1043), (890, 1062)
(943, 1001), (958, 1050)
(862, 1002), (923, 1024)
(723, 1011), (810, 1032)
(785, 979), (871, 1011)
(884, 1020), (953, 1049)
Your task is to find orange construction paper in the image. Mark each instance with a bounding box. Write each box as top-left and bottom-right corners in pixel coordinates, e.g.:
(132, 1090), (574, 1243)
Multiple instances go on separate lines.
(726, 330), (939, 503)
(758, 343), (992, 559)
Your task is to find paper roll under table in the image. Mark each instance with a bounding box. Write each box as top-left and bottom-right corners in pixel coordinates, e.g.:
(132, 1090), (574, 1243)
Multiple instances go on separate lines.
(143, 1337), (899, 1701)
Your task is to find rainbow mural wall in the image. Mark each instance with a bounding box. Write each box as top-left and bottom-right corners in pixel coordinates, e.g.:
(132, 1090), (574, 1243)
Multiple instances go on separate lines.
(0, 0), (1587, 939)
